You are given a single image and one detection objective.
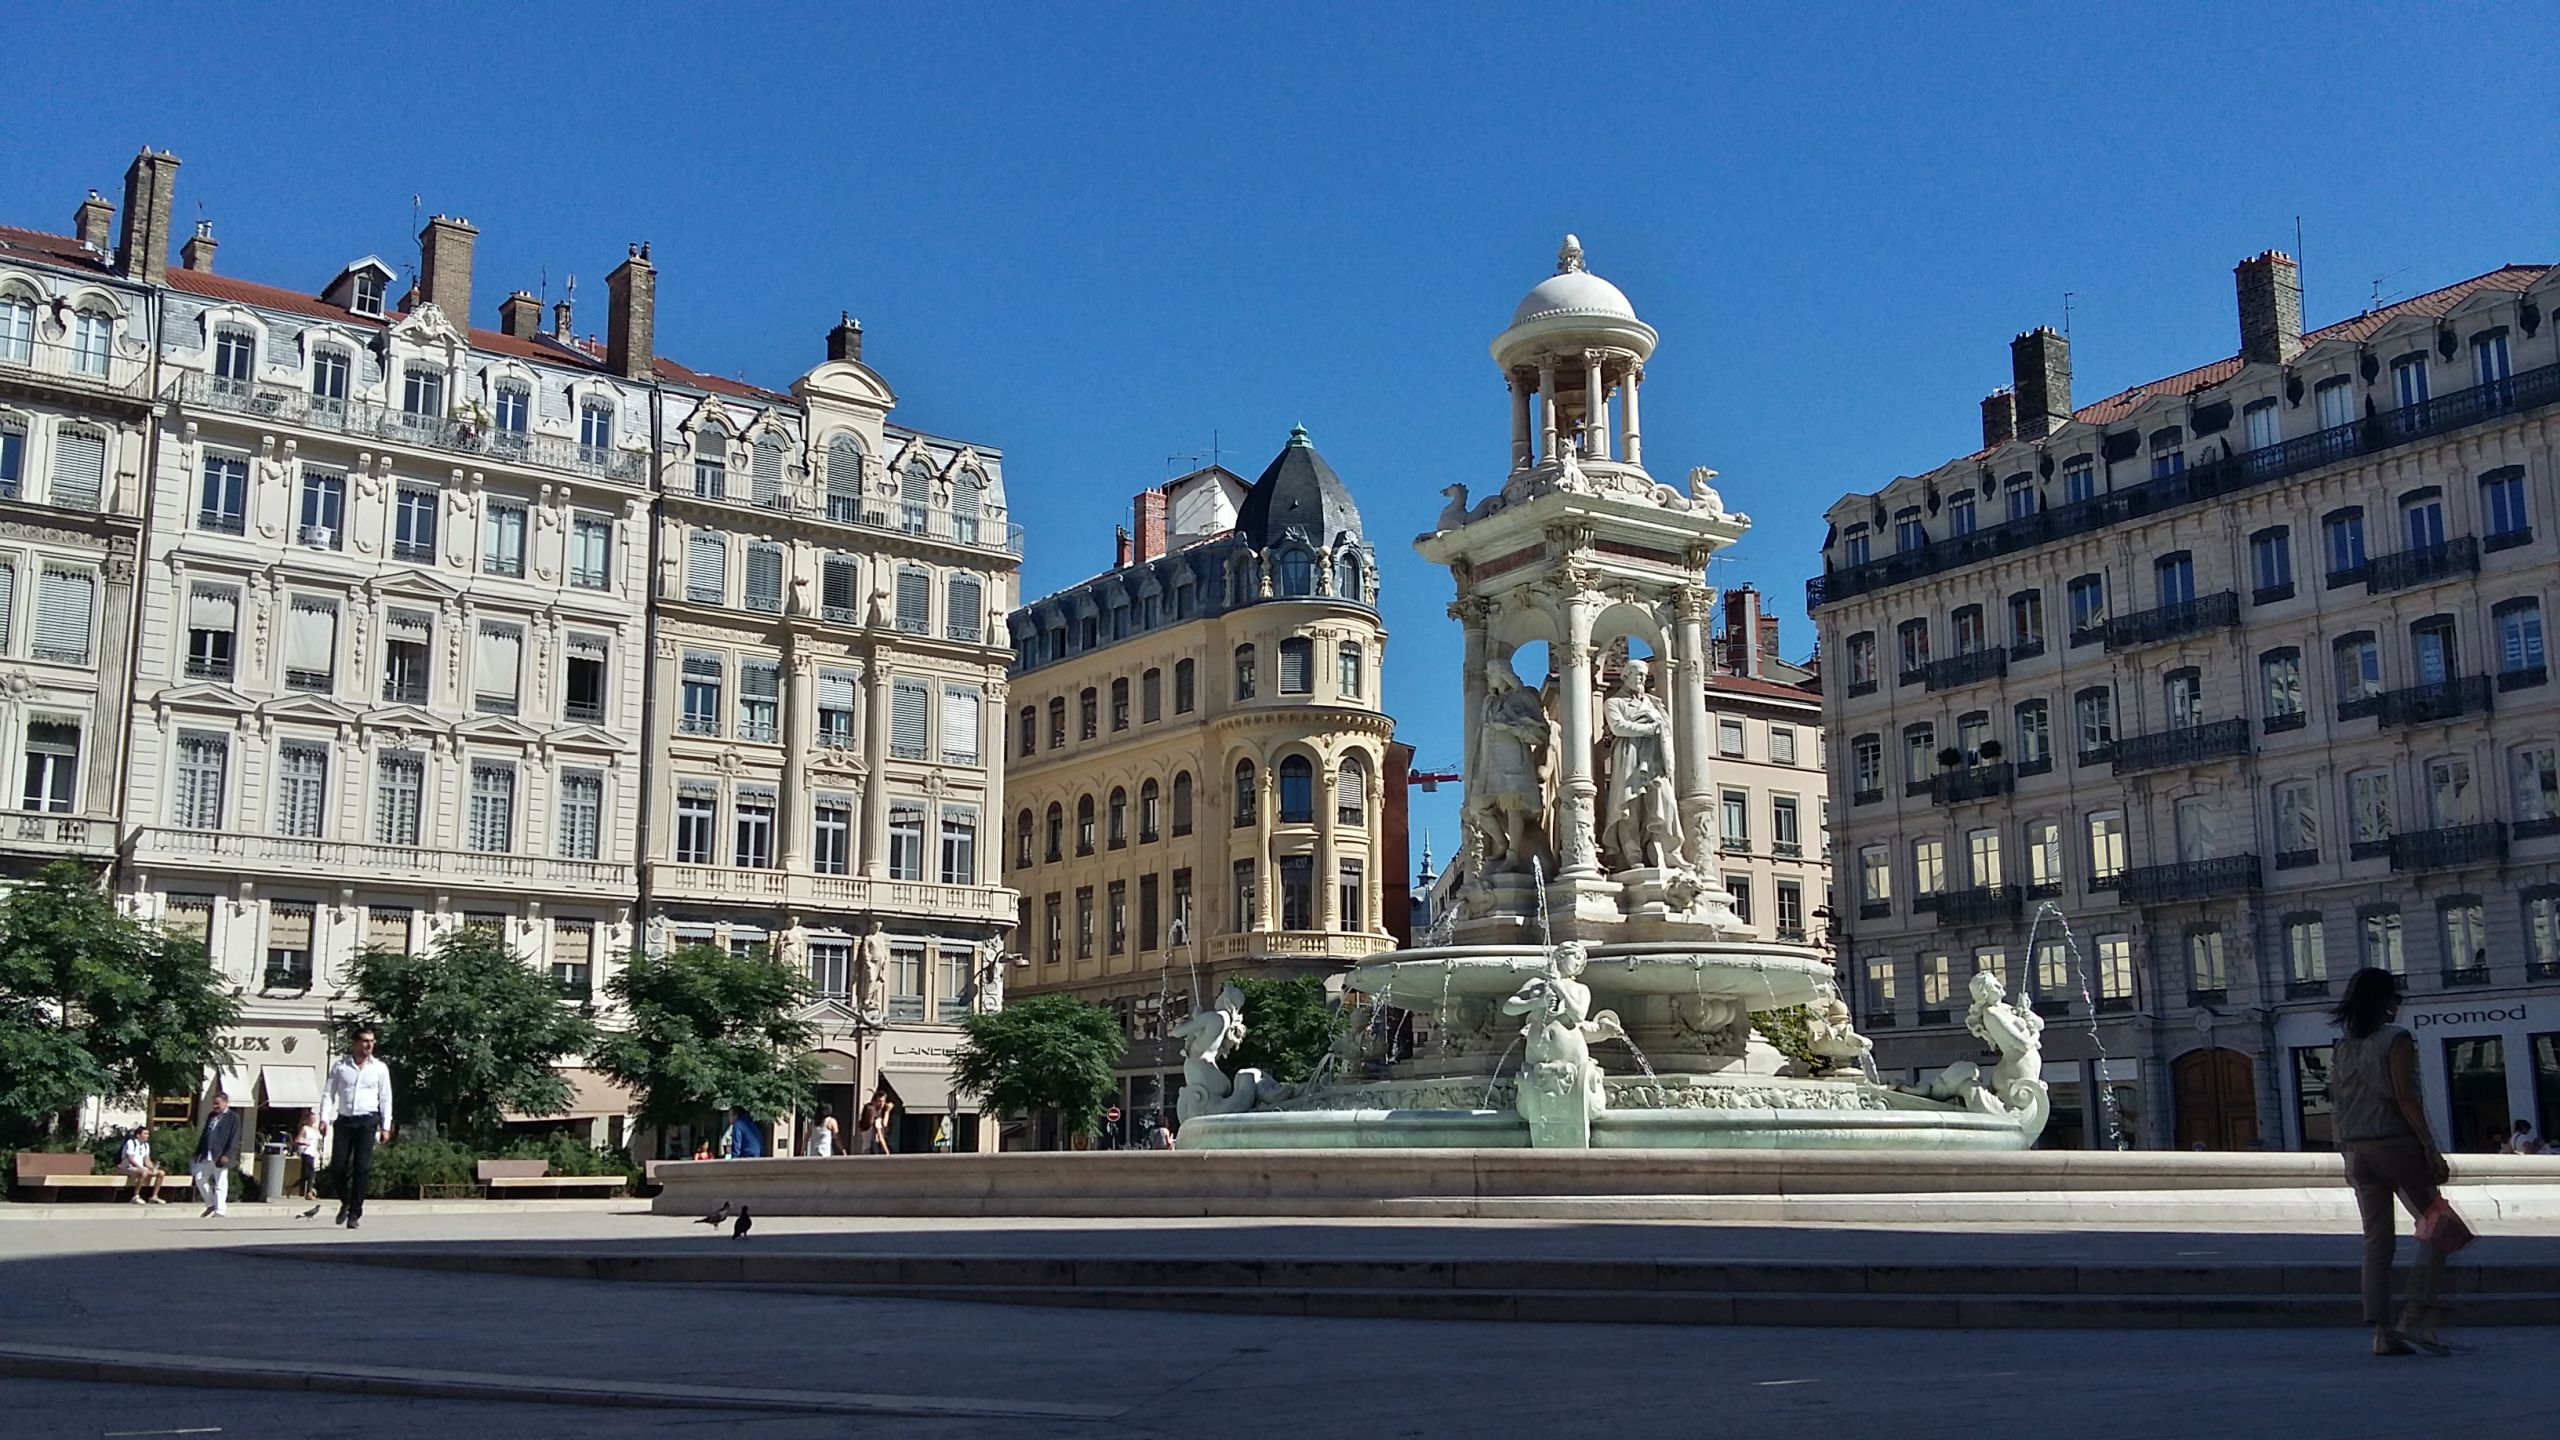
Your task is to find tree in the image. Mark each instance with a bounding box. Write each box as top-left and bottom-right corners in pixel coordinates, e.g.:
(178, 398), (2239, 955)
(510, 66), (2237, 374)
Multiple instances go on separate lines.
(341, 926), (598, 1145)
(592, 943), (817, 1132)
(949, 994), (1121, 1146)
(0, 861), (239, 1143)
(1224, 977), (1338, 1084)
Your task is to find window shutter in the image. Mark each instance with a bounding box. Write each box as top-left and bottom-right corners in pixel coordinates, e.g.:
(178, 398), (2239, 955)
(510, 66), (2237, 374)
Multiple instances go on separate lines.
(752, 435), (785, 502)
(822, 556), (859, 618)
(50, 430), (105, 510)
(554, 918), (594, 969)
(746, 543), (783, 608)
(189, 587), (239, 631)
(0, 561), (14, 648)
(475, 626), (523, 704)
(387, 607), (431, 643)
(686, 532), (726, 602)
(896, 569), (928, 630)
(33, 568), (92, 662)
(940, 686), (979, 764)
(947, 575), (983, 640)
(743, 659), (780, 703)
(1278, 639), (1309, 693)
(952, 476), (981, 519)
(891, 679), (928, 757)
(682, 652), (721, 685)
(818, 670), (855, 712)
(826, 438), (863, 510)
(285, 599), (337, 675)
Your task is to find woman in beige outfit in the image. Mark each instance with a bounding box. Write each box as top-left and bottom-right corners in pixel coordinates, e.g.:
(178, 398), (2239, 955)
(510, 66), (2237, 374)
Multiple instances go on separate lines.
(2328, 966), (2455, 1356)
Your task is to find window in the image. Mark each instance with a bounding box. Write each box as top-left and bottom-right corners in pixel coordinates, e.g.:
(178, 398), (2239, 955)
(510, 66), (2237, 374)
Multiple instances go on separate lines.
(1947, 493), (1976, 537)
(2514, 745), (2560, 829)
(941, 809), (978, 885)
(813, 797), (852, 876)
(1076, 794), (1096, 855)
(1278, 855), (1315, 930)
(2275, 782), (2319, 862)
(32, 568), (91, 664)
(1966, 826), (2002, 888)
(1894, 508), (1925, 553)
(2391, 353), (2430, 425)
(265, 903), (314, 990)
(2004, 476), (2035, 522)
(1043, 803), (1065, 863)
(1912, 837), (1945, 899)
(1332, 858), (1366, 933)
(2482, 469), (2530, 546)
(0, 297), (30, 363)
(950, 577), (986, 643)
(2073, 687), (2113, 760)
(2402, 486), (2446, 551)
(2251, 527), (2294, 601)
(1233, 760), (1257, 827)
(1277, 756), (1315, 823)
(213, 327), (257, 387)
(296, 468), (345, 549)
(1336, 756), (1367, 825)
(739, 661), (780, 742)
(2095, 934), (2135, 1004)
(2062, 456), (2096, 504)
(2026, 820), (2061, 892)
(1172, 771), (1194, 835)
(1771, 726), (1797, 765)
(2066, 574), (2106, 639)
(693, 427), (728, 498)
(744, 543), (783, 614)
(2188, 927), (2227, 998)
(813, 554), (860, 625)
(1718, 717), (1745, 757)
(387, 485), (439, 562)
(2349, 769), (2394, 850)
(1851, 735), (1882, 798)
(2496, 599), (2546, 682)
(198, 453), (247, 533)
(894, 568), (929, 634)
(2333, 632), (2382, 713)
(373, 753), (423, 846)
(562, 639), (607, 724)
(2007, 591), (2044, 653)
(1951, 605), (1985, 655)
(1107, 787), (1128, 848)
(888, 803), (924, 881)
(1902, 722), (1935, 787)
(2426, 755), (2476, 829)
(1278, 637), (1314, 694)
(1842, 526), (1871, 567)
(1174, 658), (1197, 713)
(679, 653), (722, 735)
(1046, 697), (1066, 749)
(2258, 648), (2304, 728)
(1858, 845), (1891, 906)
(2411, 616), (2454, 689)
(2442, 898), (2487, 975)
(2163, 668), (2202, 730)
(817, 670), (856, 748)
(62, 309), (109, 376)
(1921, 954), (1952, 1012)
(0, 421), (20, 502)
(482, 500), (526, 577)
(2286, 916), (2328, 985)
(2531, 890), (2560, 974)
(734, 788), (776, 869)
(2014, 700), (2050, 771)
(2086, 811), (2126, 885)
(579, 401), (614, 455)
(1896, 618), (1930, 678)
(401, 364), (445, 420)
(1720, 791), (1750, 851)
(1845, 632), (1876, 689)
(570, 514), (612, 588)
(823, 435), (863, 520)
(685, 531), (727, 604)
(2149, 427), (2185, 480)
(20, 721), (77, 814)
(1337, 642), (1364, 698)
(2360, 907), (2405, 974)
(1109, 676), (1131, 732)
(899, 462), (931, 534)
(557, 772), (602, 860)
(2323, 508), (2367, 581)
(2154, 552), (2194, 608)
(49, 427), (104, 510)
(889, 678), (928, 759)
(184, 587), (238, 680)
(1726, 874), (1754, 926)
(1234, 645), (1258, 700)
(2313, 374), (2355, 435)
(1140, 667), (1164, 723)
(673, 786), (717, 865)
(493, 381), (530, 436)
(473, 624), (522, 716)
(749, 433), (786, 506)
(283, 598), (337, 692)
(2244, 398), (2280, 453)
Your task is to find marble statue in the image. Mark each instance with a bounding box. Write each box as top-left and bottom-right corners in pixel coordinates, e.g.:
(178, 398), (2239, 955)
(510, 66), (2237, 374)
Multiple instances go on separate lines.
(857, 922), (892, 1020)
(1173, 983), (1291, 1123)
(1601, 658), (1683, 869)
(1434, 483), (1470, 533)
(1470, 662), (1554, 876)
(1905, 970), (2050, 1144)
(1803, 984), (1874, 1078)
(1502, 940), (1624, 1148)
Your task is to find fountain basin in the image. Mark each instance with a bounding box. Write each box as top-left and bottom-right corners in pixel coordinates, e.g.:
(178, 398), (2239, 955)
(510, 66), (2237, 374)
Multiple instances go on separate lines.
(1348, 941), (1834, 1010)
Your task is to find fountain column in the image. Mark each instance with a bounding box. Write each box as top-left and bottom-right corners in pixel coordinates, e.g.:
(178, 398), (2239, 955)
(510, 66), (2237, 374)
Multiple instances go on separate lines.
(1509, 375), (1533, 469)
(1315, 758), (1338, 929)
(1555, 586), (1602, 880)
(1583, 350), (1608, 460)
(1671, 584), (1714, 865)
(1455, 595), (1489, 856)
(1621, 363), (1643, 466)
(1537, 358), (1558, 462)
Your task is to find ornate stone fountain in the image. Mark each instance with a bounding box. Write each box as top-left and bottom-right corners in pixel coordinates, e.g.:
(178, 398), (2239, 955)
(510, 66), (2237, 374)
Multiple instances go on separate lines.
(1179, 238), (2050, 1151)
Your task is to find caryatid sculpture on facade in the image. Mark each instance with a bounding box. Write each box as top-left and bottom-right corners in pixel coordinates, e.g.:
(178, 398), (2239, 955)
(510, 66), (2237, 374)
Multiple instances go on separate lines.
(1601, 658), (1684, 870)
(857, 921), (892, 1019)
(1470, 660), (1554, 876)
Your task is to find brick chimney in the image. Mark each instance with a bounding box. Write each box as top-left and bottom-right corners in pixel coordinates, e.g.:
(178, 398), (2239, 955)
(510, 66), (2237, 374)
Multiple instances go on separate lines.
(116, 148), (180, 284)
(1133, 489), (1169, 563)
(605, 243), (655, 381)
(1722, 585), (1766, 678)
(179, 220), (217, 274)
(2010, 327), (2072, 440)
(72, 191), (114, 252)
(415, 215), (477, 325)
(1758, 613), (1781, 667)
(552, 296), (574, 342)
(2235, 250), (2304, 365)
(826, 312), (863, 363)
(497, 291), (542, 338)
(1114, 525), (1134, 569)
(1980, 388), (2016, 449)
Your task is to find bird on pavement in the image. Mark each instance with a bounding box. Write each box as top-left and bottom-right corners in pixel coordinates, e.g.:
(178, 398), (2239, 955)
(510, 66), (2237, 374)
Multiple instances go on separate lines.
(298, 1204), (323, 1220)
(732, 1207), (753, 1240)
(693, 1202), (729, 1227)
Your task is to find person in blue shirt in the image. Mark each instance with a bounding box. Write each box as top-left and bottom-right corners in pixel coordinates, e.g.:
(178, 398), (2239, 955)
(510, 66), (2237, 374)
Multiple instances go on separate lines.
(725, 1106), (765, 1159)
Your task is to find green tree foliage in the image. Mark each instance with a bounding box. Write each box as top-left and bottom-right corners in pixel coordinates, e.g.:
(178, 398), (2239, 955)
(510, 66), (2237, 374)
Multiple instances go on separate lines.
(592, 944), (817, 1131)
(1753, 1005), (1822, 1075)
(0, 861), (238, 1142)
(1224, 977), (1338, 1084)
(340, 926), (599, 1146)
(949, 994), (1121, 1145)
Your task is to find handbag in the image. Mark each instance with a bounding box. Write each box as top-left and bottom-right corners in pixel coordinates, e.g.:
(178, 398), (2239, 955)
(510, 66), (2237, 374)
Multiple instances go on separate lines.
(2415, 1197), (2476, 1255)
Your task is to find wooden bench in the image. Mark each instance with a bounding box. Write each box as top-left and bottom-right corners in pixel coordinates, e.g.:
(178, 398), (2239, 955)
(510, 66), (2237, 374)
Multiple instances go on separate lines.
(13, 1152), (198, 1203)
(473, 1159), (627, 1199)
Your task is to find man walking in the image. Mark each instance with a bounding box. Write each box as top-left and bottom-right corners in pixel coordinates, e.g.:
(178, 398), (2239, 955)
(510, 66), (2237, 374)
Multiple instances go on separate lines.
(192, 1091), (243, 1218)
(321, 1025), (394, 1230)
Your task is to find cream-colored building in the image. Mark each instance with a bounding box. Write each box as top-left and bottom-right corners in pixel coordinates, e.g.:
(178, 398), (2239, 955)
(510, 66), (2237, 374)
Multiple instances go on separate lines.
(642, 314), (1019, 1155)
(1698, 586), (1828, 949)
(1005, 435), (1398, 1138)
(1814, 252), (2560, 1154)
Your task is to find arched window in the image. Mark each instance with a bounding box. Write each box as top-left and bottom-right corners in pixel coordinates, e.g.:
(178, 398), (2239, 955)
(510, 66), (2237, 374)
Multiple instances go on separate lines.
(1076, 794), (1096, 855)
(825, 434), (865, 520)
(1171, 771), (1194, 836)
(1335, 549), (1363, 601)
(1044, 803), (1064, 863)
(900, 462), (932, 534)
(1015, 809), (1035, 868)
(1337, 756), (1368, 825)
(1277, 548), (1315, 596)
(1233, 760), (1257, 827)
(1110, 677), (1130, 731)
(1234, 645), (1258, 701)
(692, 424), (728, 498)
(953, 471), (983, 545)
(751, 432), (787, 505)
(0, 294), (35, 364)
(1108, 787), (1128, 848)
(1139, 779), (1162, 842)
(1278, 756), (1315, 823)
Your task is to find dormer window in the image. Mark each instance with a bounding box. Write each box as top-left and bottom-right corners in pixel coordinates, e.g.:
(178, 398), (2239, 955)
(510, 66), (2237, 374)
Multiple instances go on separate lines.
(494, 381), (530, 435)
(401, 364), (445, 420)
(351, 270), (385, 317)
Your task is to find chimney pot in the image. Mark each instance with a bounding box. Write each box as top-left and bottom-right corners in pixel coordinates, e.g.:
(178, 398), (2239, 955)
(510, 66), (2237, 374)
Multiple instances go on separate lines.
(1980, 388), (2016, 449)
(73, 190), (115, 251)
(116, 148), (180, 284)
(2010, 327), (2073, 440)
(1114, 525), (1134, 569)
(826, 311), (864, 363)
(498, 290), (543, 339)
(178, 219), (218, 274)
(552, 296), (574, 342)
(606, 244), (656, 381)
(2235, 250), (2305, 365)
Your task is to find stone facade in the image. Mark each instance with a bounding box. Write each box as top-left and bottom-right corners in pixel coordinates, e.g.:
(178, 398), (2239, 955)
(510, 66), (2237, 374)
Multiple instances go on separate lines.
(1813, 250), (2560, 1154)
(1698, 588), (1828, 949)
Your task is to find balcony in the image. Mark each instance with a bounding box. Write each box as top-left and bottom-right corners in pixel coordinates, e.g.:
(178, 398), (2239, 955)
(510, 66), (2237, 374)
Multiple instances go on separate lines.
(0, 337), (154, 412)
(1929, 762), (2014, 806)
(1921, 647), (2008, 693)
(1201, 930), (1397, 965)
(1934, 884), (2022, 928)
(2366, 536), (2480, 594)
(1858, 900), (1891, 920)
(668, 472), (1027, 557)
(2375, 676), (2492, 728)
(1809, 357), (2560, 612)
(2287, 978), (2333, 999)
(2442, 966), (2491, 988)
(2101, 591), (2240, 652)
(173, 373), (651, 485)
(2499, 664), (2548, 693)
(2387, 822), (2508, 873)
(2118, 854), (2261, 907)
(2, 812), (115, 859)
(2110, 718), (2252, 777)
(647, 865), (1021, 924)
(128, 826), (635, 892)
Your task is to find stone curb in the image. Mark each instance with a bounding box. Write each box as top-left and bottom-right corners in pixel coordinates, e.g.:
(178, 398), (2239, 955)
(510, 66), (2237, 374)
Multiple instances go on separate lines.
(0, 1199), (646, 1222)
(0, 1343), (1121, 1421)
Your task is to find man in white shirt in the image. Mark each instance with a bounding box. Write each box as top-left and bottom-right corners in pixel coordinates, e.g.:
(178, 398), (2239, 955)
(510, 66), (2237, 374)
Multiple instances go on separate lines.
(117, 1125), (168, 1203)
(320, 1026), (394, 1230)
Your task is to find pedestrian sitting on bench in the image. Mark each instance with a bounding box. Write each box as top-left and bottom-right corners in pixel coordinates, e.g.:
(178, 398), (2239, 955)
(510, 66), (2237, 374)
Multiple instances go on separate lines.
(117, 1125), (168, 1204)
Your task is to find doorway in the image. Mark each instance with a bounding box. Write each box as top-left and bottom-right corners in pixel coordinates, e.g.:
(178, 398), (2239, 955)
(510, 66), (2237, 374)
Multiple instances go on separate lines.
(2173, 1047), (2259, 1150)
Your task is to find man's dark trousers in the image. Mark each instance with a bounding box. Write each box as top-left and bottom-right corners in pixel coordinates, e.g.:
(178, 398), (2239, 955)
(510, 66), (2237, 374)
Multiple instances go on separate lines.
(330, 1118), (380, 1220)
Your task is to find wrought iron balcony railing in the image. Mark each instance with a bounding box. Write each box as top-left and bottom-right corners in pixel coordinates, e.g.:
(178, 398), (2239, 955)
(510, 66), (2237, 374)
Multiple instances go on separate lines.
(175, 373), (650, 485)
(2387, 822), (2508, 873)
(1934, 884), (2022, 928)
(2119, 854), (2262, 907)
(2110, 718), (2252, 776)
(2375, 676), (2493, 728)
(2101, 590), (2240, 652)
(1921, 647), (2008, 693)
(2366, 536), (2480, 594)
(1929, 762), (2014, 806)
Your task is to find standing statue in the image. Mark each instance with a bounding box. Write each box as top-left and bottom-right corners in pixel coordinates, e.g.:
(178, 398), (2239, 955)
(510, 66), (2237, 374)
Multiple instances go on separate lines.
(1172, 983), (1291, 1123)
(1501, 940), (1624, 1148)
(1469, 661), (1554, 876)
(856, 921), (892, 1020)
(1601, 658), (1684, 869)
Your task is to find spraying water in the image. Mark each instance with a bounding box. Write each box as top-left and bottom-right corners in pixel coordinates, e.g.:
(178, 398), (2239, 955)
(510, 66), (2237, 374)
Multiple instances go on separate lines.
(2021, 900), (2127, 1150)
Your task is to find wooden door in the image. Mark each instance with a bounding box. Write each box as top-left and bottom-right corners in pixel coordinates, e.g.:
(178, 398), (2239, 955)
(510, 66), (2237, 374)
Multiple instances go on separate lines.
(2174, 1047), (2259, 1150)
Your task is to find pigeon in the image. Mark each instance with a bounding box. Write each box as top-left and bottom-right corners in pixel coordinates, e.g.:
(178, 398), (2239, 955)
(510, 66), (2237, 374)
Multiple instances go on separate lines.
(298, 1204), (323, 1220)
(693, 1202), (729, 1227)
(732, 1207), (753, 1240)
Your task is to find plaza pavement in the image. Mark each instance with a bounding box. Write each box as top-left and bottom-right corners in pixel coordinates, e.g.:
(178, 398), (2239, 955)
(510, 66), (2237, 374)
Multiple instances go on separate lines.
(4, 1204), (2556, 1439)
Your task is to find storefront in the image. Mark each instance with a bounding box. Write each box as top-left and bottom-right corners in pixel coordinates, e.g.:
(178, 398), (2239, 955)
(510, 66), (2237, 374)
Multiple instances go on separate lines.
(873, 1028), (987, 1153)
(2277, 996), (2550, 1152)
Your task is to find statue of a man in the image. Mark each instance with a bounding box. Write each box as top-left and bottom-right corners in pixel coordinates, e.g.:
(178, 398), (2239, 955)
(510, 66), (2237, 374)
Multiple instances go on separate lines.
(1602, 658), (1684, 869)
(857, 921), (892, 1018)
(1472, 661), (1553, 875)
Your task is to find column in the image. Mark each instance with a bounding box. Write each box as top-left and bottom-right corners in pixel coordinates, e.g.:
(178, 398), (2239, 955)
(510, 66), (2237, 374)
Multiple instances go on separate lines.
(981, 675), (1008, 917)
(1671, 586), (1715, 867)
(1537, 358), (1558, 462)
(1556, 590), (1601, 879)
(861, 655), (890, 878)
(1621, 364), (1644, 467)
(1509, 375), (1533, 469)
(1456, 597), (1490, 844)
(1315, 759), (1338, 931)
(779, 646), (811, 873)
(1256, 762), (1277, 931)
(1583, 351), (1607, 461)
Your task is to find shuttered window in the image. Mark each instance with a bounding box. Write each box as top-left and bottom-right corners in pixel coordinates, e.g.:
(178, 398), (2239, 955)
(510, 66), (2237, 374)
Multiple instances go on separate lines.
(557, 770), (602, 860)
(940, 685), (980, 765)
(274, 742), (328, 839)
(33, 568), (92, 663)
(474, 625), (522, 714)
(374, 753), (423, 846)
(368, 907), (414, 954)
(552, 919), (595, 992)
(816, 670), (856, 747)
(821, 555), (860, 622)
(946, 574), (983, 642)
(739, 660), (780, 741)
(0, 560), (15, 649)
(1277, 637), (1312, 695)
(467, 762), (516, 853)
(745, 543), (784, 613)
(894, 568), (929, 633)
(50, 429), (105, 511)
(164, 895), (216, 945)
(752, 433), (785, 504)
(481, 501), (526, 576)
(825, 436), (863, 520)
(685, 532), (726, 604)
(284, 598), (338, 691)
(679, 652), (722, 734)
(899, 463), (931, 533)
(174, 732), (227, 830)
(569, 515), (611, 588)
(890, 678), (929, 759)
(951, 475), (982, 544)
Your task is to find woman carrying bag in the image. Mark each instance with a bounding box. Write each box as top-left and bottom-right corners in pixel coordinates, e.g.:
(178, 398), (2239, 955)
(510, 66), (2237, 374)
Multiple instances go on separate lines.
(2329, 967), (2467, 1356)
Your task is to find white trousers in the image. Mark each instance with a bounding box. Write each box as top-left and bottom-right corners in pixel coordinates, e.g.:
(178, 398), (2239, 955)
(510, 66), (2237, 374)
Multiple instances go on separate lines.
(191, 1159), (231, 1214)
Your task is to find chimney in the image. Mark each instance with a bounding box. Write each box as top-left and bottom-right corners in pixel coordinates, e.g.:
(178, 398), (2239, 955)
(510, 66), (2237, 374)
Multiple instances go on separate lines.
(498, 291), (542, 338)
(1758, 613), (1781, 670)
(2010, 327), (2072, 439)
(605, 243), (655, 381)
(72, 191), (114, 252)
(2235, 250), (2304, 365)
(1114, 525), (1134, 569)
(415, 215), (477, 325)
(1722, 585), (1766, 678)
(552, 296), (574, 342)
(178, 220), (218, 274)
(1133, 489), (1169, 564)
(1980, 388), (2016, 449)
(826, 312), (863, 363)
(116, 148), (180, 284)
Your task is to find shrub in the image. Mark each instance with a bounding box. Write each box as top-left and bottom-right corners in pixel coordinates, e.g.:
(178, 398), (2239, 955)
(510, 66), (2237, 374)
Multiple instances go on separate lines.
(498, 1132), (638, 1180)
(359, 1136), (478, 1198)
(1753, 1006), (1822, 1075)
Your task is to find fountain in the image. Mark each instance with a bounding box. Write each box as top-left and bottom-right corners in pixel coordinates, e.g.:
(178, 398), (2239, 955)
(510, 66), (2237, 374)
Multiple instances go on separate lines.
(1178, 237), (2048, 1152)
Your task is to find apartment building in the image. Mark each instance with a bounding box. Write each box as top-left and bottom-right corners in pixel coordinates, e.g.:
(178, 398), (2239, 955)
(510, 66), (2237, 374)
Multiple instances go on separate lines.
(1698, 586), (1828, 949)
(1813, 251), (2560, 1154)
(1005, 435), (1402, 1134)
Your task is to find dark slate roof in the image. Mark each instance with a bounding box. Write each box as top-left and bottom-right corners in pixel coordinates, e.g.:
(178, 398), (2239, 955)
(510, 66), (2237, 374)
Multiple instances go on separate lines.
(1234, 426), (1365, 550)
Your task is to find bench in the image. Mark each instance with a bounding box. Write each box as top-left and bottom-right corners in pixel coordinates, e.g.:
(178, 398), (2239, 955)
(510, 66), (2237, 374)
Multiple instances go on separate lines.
(13, 1152), (198, 1203)
(473, 1159), (627, 1199)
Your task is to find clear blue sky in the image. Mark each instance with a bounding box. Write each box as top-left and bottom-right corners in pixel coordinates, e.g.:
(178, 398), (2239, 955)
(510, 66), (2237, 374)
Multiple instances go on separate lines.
(8, 5), (2556, 873)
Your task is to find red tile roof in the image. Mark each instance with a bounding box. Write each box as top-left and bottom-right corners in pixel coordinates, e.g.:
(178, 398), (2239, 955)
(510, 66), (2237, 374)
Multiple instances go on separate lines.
(0, 224), (113, 273)
(651, 354), (794, 406)
(1706, 670), (1820, 705)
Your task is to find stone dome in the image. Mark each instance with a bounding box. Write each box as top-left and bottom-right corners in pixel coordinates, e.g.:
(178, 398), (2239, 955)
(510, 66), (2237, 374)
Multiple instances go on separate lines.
(1509, 235), (1638, 326)
(1490, 234), (1658, 370)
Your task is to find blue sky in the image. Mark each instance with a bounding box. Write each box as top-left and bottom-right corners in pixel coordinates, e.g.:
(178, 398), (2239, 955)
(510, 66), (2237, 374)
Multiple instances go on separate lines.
(7, 4), (2557, 872)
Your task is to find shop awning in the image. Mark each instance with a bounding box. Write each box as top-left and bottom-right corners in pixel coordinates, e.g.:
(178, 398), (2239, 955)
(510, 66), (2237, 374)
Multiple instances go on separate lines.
(879, 1069), (965, 1114)
(210, 1071), (252, 1105)
(258, 1065), (322, 1111)
(501, 1069), (635, 1122)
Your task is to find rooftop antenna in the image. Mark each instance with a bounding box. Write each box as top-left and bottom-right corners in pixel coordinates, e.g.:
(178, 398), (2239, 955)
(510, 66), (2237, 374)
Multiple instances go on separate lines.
(2061, 291), (2076, 344)
(2370, 266), (2410, 312)
(405, 194), (422, 288)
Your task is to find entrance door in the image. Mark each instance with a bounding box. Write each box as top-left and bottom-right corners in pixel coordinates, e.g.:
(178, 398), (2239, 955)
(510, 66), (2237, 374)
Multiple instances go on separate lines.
(2173, 1048), (2259, 1150)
